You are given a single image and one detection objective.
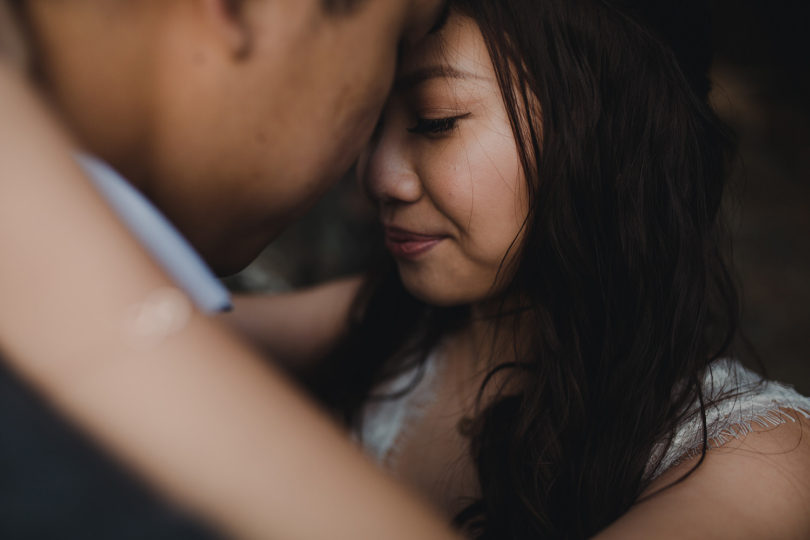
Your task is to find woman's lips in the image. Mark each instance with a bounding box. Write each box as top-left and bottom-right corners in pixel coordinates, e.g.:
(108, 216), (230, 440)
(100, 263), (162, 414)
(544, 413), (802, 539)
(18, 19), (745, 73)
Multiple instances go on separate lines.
(384, 227), (446, 259)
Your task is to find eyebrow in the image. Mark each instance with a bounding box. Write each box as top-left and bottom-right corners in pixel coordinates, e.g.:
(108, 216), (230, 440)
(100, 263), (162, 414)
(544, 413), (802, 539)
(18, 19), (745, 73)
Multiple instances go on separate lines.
(395, 65), (484, 91)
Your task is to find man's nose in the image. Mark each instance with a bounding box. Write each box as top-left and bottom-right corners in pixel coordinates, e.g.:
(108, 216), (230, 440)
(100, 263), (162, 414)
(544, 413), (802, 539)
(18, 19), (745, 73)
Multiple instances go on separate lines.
(362, 127), (423, 205)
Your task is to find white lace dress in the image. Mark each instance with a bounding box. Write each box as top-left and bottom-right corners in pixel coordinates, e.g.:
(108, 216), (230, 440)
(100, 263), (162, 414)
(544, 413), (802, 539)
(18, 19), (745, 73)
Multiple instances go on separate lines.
(357, 353), (810, 480)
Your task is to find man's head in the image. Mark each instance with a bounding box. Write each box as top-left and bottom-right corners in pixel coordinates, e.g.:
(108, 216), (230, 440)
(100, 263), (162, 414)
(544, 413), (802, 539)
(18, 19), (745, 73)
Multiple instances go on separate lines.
(19, 0), (447, 274)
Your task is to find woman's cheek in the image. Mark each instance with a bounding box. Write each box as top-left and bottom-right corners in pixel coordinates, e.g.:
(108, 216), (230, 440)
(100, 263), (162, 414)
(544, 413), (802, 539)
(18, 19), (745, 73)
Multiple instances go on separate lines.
(420, 139), (477, 227)
(457, 131), (526, 264)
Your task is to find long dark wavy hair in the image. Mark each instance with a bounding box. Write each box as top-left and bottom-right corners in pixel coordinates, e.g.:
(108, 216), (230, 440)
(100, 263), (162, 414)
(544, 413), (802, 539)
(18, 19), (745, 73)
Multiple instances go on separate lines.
(315, 0), (746, 537)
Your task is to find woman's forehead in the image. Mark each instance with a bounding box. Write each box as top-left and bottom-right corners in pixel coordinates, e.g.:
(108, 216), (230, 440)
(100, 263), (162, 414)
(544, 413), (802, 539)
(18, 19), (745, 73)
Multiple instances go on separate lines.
(396, 11), (493, 87)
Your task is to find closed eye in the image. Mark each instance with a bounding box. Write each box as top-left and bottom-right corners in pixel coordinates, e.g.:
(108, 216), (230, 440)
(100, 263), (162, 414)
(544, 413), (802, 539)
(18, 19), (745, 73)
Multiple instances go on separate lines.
(407, 113), (471, 137)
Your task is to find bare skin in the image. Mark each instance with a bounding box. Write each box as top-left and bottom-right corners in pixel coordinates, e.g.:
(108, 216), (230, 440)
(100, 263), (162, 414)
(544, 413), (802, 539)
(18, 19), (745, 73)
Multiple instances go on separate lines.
(18, 0), (448, 274)
(226, 11), (810, 538)
(226, 277), (363, 373)
(0, 62), (461, 540)
(2, 3), (809, 538)
(3, 38), (810, 540)
(1, 0), (466, 538)
(228, 278), (810, 538)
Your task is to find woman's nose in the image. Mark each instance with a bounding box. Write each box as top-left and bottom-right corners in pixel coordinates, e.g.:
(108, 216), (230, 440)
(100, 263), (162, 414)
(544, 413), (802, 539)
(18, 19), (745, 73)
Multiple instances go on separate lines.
(362, 124), (423, 205)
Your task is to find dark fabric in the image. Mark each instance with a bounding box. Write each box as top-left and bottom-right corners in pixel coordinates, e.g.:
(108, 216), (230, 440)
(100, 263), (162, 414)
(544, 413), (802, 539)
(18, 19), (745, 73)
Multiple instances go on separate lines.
(0, 360), (222, 540)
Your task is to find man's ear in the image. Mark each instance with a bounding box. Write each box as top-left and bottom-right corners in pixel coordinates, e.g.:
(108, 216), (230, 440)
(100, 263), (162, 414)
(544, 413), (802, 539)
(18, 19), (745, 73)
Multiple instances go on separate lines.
(200, 0), (252, 59)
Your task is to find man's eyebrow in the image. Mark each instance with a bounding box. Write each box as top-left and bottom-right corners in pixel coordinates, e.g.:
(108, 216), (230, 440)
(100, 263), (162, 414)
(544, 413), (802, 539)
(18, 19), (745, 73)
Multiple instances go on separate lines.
(395, 65), (483, 90)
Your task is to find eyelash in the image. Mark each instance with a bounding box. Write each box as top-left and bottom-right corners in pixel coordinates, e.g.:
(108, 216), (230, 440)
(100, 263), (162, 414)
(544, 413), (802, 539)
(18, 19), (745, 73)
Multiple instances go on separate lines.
(407, 114), (470, 136)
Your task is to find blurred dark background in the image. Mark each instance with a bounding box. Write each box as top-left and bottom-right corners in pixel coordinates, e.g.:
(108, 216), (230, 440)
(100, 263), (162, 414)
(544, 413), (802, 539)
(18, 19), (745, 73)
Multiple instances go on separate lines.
(226, 0), (810, 394)
(711, 0), (810, 393)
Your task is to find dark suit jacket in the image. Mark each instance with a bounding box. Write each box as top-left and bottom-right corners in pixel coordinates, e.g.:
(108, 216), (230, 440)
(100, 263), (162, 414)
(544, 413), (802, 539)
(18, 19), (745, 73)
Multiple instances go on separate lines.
(0, 361), (222, 540)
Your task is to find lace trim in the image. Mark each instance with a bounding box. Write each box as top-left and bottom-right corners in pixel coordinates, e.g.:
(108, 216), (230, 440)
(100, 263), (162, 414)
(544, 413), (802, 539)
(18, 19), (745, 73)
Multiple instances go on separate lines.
(647, 359), (810, 479)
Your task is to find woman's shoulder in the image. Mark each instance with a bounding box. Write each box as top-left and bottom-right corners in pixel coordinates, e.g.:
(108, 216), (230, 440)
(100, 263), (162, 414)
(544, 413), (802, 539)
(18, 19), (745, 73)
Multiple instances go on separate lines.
(648, 358), (810, 480)
(598, 361), (810, 539)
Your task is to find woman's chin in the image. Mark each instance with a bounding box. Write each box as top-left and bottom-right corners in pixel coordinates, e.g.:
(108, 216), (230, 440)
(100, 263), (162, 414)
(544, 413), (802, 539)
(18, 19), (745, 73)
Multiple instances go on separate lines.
(398, 270), (486, 308)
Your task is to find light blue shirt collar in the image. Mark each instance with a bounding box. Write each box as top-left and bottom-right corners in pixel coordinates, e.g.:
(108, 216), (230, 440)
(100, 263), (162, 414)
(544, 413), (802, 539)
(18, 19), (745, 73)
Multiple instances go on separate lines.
(77, 154), (232, 314)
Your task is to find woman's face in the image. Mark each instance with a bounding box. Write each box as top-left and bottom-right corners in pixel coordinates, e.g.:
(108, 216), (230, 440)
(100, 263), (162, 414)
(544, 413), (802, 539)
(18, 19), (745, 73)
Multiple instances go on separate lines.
(361, 11), (529, 306)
